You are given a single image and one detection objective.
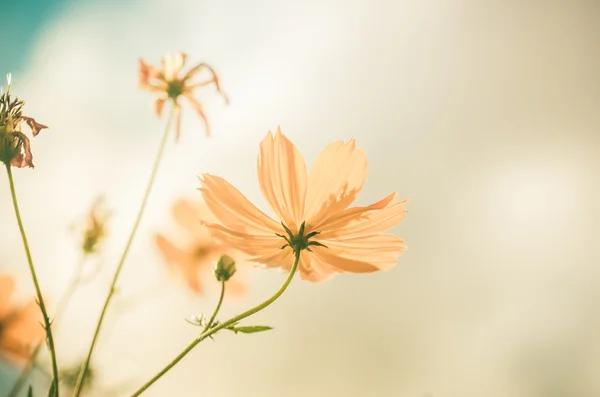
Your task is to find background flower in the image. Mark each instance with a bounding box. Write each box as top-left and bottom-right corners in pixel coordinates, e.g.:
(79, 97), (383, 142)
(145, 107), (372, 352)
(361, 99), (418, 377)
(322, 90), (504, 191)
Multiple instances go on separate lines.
(155, 198), (247, 296)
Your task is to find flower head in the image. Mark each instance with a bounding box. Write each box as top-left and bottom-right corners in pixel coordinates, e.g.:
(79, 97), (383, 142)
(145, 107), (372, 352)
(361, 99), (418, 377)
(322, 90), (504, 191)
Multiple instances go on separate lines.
(0, 74), (48, 168)
(198, 127), (408, 282)
(79, 196), (110, 255)
(0, 275), (45, 364)
(139, 52), (228, 140)
(155, 199), (246, 295)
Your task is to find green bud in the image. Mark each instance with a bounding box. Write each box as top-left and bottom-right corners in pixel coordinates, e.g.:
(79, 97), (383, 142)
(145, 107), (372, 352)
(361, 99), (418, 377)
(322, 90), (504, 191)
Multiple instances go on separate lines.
(213, 254), (236, 282)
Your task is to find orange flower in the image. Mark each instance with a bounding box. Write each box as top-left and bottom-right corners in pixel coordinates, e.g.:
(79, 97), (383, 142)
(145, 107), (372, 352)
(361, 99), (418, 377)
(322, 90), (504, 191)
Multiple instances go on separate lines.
(0, 275), (45, 364)
(155, 199), (246, 295)
(138, 52), (228, 140)
(198, 127), (408, 282)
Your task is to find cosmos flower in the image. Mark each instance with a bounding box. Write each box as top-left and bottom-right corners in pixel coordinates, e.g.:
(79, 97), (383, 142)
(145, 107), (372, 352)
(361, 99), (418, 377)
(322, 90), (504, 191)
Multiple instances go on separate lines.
(198, 127), (408, 282)
(155, 199), (246, 295)
(138, 52), (228, 140)
(0, 275), (45, 364)
(0, 74), (48, 168)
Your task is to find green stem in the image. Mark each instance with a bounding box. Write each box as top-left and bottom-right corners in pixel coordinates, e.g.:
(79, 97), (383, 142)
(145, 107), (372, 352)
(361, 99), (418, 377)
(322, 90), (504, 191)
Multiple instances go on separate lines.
(7, 255), (87, 397)
(130, 250), (301, 397)
(5, 164), (60, 397)
(205, 280), (226, 332)
(72, 105), (175, 397)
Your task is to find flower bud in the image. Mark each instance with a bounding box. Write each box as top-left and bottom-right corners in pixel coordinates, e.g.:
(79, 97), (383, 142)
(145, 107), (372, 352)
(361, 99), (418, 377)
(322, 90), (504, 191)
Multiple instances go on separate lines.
(213, 254), (236, 282)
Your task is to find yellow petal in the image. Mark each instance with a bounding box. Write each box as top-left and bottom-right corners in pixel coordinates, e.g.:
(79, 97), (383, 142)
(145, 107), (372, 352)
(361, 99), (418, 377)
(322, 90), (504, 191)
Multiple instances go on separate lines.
(304, 139), (367, 227)
(258, 128), (307, 230)
(199, 174), (282, 235)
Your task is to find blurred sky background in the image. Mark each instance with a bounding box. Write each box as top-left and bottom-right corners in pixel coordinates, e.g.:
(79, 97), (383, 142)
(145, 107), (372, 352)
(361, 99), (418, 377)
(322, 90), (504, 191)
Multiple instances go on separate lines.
(1, 0), (600, 396)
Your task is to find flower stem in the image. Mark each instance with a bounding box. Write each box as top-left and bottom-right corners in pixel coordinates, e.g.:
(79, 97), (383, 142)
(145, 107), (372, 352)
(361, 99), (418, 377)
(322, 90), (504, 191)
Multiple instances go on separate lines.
(130, 250), (301, 397)
(205, 280), (226, 332)
(5, 164), (60, 397)
(7, 255), (87, 397)
(72, 106), (175, 397)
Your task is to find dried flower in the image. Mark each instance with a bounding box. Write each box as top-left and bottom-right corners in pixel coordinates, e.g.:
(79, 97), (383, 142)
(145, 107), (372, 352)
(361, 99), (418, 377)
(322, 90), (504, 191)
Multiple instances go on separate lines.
(155, 199), (246, 295)
(198, 127), (408, 282)
(139, 52), (228, 140)
(0, 74), (48, 168)
(79, 196), (110, 255)
(0, 275), (45, 364)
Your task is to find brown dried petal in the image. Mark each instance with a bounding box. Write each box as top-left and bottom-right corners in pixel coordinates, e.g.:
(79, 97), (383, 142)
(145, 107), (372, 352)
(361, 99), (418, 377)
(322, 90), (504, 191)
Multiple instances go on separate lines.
(154, 97), (166, 116)
(21, 116), (48, 136)
(9, 131), (34, 168)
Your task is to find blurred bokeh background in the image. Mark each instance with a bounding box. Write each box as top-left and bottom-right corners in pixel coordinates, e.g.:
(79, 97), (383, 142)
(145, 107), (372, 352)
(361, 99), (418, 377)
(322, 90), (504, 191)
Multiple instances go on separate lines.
(1, 0), (599, 396)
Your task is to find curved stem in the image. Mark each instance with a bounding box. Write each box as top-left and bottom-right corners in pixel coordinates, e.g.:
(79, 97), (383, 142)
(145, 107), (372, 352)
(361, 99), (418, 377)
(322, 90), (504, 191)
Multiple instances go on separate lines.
(130, 250), (301, 397)
(5, 164), (60, 397)
(7, 255), (87, 397)
(72, 106), (175, 397)
(204, 280), (226, 332)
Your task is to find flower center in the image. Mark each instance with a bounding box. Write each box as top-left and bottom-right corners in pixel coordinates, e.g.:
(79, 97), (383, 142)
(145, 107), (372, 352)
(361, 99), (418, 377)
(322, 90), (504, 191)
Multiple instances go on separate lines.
(166, 81), (185, 100)
(276, 221), (327, 253)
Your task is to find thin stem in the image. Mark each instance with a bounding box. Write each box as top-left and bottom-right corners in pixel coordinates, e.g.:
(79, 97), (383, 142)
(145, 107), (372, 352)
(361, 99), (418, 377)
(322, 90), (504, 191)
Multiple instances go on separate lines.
(72, 106), (175, 397)
(7, 255), (87, 397)
(130, 250), (301, 397)
(204, 280), (226, 332)
(5, 164), (60, 397)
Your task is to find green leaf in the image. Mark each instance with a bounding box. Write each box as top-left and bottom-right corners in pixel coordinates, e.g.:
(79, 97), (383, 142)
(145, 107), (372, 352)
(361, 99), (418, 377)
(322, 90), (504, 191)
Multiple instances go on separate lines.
(227, 325), (273, 334)
(27, 386), (33, 397)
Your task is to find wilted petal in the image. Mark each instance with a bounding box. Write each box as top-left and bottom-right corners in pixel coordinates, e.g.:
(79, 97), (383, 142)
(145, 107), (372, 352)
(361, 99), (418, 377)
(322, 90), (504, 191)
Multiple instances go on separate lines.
(199, 173), (282, 235)
(173, 104), (182, 141)
(183, 94), (210, 136)
(154, 97), (166, 116)
(304, 139), (367, 227)
(138, 59), (164, 91)
(20, 116), (47, 136)
(258, 128), (307, 230)
(163, 52), (187, 81)
(10, 131), (34, 168)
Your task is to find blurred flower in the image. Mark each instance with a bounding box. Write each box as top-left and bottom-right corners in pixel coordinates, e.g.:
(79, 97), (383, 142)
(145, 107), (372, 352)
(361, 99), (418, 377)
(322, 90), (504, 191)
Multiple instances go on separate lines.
(155, 199), (246, 295)
(78, 196), (110, 255)
(0, 74), (48, 168)
(139, 52), (228, 140)
(0, 275), (45, 364)
(198, 127), (408, 282)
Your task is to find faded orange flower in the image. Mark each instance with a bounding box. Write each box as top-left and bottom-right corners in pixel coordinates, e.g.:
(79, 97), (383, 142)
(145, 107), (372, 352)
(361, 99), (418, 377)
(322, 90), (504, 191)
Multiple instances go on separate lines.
(155, 199), (246, 295)
(139, 52), (228, 140)
(198, 127), (408, 282)
(0, 275), (45, 364)
(0, 74), (48, 168)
